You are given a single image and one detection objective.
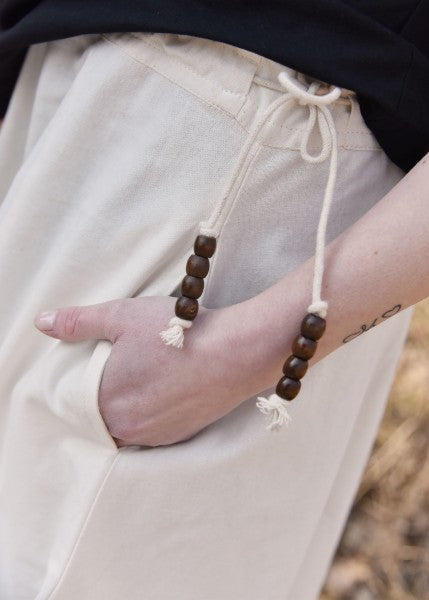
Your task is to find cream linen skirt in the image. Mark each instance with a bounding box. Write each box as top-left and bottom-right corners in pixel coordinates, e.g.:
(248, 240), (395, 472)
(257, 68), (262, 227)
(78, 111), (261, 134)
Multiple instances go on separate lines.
(0, 32), (413, 599)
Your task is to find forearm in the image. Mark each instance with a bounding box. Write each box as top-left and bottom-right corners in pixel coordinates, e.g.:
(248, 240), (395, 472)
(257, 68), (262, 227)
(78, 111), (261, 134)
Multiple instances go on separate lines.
(225, 152), (429, 393)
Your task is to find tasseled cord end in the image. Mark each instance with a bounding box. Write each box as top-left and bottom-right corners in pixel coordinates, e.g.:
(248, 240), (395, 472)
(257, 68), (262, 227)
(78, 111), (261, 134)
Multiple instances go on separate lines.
(159, 226), (218, 349)
(256, 301), (328, 431)
(256, 394), (292, 431)
(159, 316), (193, 349)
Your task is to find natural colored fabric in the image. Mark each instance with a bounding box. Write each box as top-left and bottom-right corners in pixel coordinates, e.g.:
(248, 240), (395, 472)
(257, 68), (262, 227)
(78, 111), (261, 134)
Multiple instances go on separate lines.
(0, 33), (413, 599)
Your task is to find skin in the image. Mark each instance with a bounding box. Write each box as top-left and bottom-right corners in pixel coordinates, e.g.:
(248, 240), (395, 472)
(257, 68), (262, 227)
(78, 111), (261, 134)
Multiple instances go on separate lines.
(34, 151), (429, 447)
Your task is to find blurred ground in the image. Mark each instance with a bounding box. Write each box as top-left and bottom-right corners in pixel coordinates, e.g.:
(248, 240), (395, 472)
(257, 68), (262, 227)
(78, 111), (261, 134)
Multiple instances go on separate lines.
(320, 298), (429, 600)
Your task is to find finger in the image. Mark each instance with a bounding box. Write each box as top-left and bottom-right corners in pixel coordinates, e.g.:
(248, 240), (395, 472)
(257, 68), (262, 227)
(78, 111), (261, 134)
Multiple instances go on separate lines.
(33, 299), (122, 342)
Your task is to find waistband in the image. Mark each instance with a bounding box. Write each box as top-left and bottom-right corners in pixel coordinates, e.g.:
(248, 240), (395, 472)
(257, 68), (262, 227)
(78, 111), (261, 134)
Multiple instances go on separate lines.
(103, 32), (356, 120)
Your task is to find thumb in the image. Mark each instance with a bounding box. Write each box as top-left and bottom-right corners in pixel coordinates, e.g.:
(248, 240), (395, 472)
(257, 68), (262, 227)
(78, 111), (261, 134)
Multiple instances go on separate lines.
(33, 299), (121, 342)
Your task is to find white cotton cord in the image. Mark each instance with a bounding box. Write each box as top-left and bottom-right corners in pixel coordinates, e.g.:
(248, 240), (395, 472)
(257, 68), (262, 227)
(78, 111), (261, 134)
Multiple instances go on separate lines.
(159, 316), (193, 348)
(255, 71), (341, 429)
(306, 105), (338, 320)
(198, 226), (219, 238)
(278, 71), (340, 320)
(256, 394), (292, 430)
(278, 71), (342, 107)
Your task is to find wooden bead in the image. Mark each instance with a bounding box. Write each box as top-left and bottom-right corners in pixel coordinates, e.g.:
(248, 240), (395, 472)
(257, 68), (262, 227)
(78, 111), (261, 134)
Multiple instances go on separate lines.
(292, 334), (317, 360)
(194, 235), (216, 258)
(276, 376), (301, 400)
(186, 254), (209, 278)
(300, 313), (326, 341)
(175, 296), (199, 321)
(181, 275), (204, 299)
(282, 355), (308, 380)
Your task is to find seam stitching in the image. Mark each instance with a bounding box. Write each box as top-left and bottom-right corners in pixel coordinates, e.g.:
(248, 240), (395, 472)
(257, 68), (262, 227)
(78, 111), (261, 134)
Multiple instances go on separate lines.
(114, 33), (247, 98)
(272, 120), (374, 136)
(101, 33), (239, 118)
(257, 142), (383, 152)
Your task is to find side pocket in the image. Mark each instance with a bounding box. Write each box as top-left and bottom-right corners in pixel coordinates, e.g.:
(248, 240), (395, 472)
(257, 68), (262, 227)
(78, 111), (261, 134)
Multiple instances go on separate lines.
(81, 339), (119, 450)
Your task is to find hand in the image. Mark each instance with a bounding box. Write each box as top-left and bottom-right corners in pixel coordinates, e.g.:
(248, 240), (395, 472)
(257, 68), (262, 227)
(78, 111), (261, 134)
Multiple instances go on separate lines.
(33, 296), (260, 447)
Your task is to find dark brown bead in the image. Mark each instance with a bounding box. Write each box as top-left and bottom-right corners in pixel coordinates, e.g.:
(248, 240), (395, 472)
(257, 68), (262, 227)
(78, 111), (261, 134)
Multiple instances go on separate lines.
(300, 313), (326, 341)
(292, 334), (317, 360)
(175, 296), (199, 321)
(181, 275), (204, 299)
(194, 235), (216, 258)
(282, 355), (308, 380)
(186, 254), (209, 278)
(276, 376), (301, 400)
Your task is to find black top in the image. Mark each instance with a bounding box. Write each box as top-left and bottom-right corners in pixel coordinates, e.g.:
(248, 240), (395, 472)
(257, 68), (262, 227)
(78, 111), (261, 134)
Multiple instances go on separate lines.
(1, 0), (428, 173)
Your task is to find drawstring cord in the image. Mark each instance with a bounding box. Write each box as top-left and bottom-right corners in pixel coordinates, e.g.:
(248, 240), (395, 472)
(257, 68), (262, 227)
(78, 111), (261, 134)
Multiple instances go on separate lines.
(256, 72), (340, 429)
(278, 71), (340, 319)
(160, 70), (341, 431)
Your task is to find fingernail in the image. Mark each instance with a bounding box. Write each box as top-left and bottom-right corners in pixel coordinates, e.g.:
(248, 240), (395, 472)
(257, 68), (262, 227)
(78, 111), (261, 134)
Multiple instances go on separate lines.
(34, 310), (57, 330)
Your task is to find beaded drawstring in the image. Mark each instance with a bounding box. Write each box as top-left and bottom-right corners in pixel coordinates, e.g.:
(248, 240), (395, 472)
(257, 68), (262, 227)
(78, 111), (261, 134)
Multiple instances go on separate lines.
(160, 70), (342, 430)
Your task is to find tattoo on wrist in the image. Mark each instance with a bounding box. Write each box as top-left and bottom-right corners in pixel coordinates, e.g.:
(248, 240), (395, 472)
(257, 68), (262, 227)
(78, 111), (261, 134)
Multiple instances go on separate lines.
(342, 304), (402, 344)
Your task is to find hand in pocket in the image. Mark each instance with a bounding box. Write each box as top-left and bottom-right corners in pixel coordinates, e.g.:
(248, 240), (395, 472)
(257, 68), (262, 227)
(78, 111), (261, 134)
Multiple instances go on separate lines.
(33, 296), (259, 447)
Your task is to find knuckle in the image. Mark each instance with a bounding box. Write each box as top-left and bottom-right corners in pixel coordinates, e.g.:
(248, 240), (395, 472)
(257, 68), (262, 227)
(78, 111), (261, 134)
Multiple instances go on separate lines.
(62, 307), (83, 337)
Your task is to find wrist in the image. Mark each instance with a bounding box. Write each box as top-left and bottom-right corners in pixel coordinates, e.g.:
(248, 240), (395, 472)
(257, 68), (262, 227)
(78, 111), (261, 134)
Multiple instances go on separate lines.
(221, 255), (336, 394)
(216, 281), (308, 395)
(198, 248), (338, 403)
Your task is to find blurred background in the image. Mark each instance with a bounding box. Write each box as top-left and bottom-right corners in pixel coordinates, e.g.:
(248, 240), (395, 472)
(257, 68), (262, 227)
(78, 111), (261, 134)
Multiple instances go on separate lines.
(320, 298), (429, 600)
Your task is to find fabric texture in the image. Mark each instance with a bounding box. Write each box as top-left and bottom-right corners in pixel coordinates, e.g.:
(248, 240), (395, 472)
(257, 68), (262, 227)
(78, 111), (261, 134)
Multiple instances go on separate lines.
(0, 1), (429, 172)
(0, 32), (413, 599)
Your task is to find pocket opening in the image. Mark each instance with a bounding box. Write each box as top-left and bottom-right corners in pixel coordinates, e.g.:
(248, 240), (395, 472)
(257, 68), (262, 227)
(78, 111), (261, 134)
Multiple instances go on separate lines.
(82, 339), (119, 450)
